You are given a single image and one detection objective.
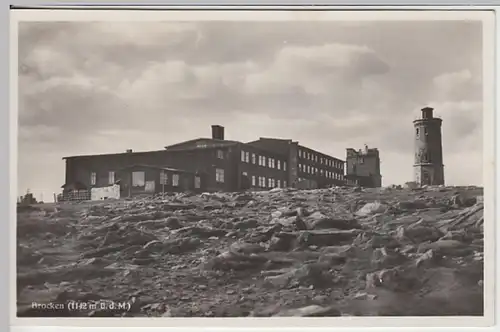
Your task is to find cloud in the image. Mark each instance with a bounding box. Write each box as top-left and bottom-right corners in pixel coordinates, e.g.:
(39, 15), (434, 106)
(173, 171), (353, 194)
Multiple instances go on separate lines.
(244, 43), (390, 96)
(17, 20), (484, 200)
(432, 69), (482, 102)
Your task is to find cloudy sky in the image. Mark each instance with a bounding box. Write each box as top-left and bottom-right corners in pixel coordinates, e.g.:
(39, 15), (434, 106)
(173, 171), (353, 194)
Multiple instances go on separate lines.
(17, 18), (484, 201)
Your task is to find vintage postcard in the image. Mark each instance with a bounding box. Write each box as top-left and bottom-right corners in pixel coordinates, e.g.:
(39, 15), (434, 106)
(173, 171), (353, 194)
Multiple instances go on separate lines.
(10, 7), (495, 328)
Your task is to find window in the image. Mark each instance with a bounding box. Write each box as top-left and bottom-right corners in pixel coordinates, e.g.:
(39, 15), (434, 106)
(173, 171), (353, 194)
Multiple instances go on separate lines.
(160, 170), (168, 185)
(277, 179), (281, 188)
(262, 156), (267, 167)
(416, 128), (420, 137)
(241, 150), (245, 162)
(252, 153), (256, 164)
(277, 160), (281, 170)
(268, 158), (273, 168)
(268, 178), (272, 188)
(194, 176), (201, 189)
(90, 172), (97, 185)
(298, 150), (302, 158)
(108, 171), (115, 185)
(283, 180), (287, 187)
(216, 168), (225, 183)
(359, 157), (365, 164)
(252, 176), (256, 186)
(217, 150), (224, 159)
(172, 174), (179, 187)
(132, 171), (145, 187)
(245, 152), (250, 163)
(259, 176), (266, 187)
(284, 162), (287, 171)
(424, 127), (428, 136)
(307, 165), (310, 173)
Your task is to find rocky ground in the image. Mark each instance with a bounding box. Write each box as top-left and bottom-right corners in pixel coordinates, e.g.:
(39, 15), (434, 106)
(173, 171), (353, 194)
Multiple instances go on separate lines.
(16, 185), (484, 317)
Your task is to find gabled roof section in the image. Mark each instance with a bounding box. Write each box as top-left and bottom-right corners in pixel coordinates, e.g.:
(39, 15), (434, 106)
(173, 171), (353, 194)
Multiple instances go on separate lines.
(252, 137), (294, 143)
(164, 138), (240, 151)
(117, 164), (199, 174)
(245, 137), (295, 155)
(62, 149), (166, 160)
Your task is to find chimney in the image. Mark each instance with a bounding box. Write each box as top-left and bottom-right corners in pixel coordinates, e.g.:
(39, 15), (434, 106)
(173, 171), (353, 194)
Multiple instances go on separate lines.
(126, 149), (133, 153)
(211, 125), (224, 140)
(421, 107), (434, 119)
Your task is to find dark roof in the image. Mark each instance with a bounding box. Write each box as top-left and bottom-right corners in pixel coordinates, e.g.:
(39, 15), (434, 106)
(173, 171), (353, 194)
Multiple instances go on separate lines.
(164, 137), (240, 150)
(252, 137), (294, 143)
(62, 149), (166, 160)
(117, 164), (199, 174)
(61, 181), (88, 189)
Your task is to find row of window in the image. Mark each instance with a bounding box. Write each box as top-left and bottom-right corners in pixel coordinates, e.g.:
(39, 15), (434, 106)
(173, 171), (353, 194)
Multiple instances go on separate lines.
(241, 150), (287, 171)
(298, 172), (344, 182)
(90, 171), (115, 186)
(251, 175), (287, 189)
(158, 171), (183, 187)
(298, 164), (344, 179)
(90, 170), (194, 188)
(298, 149), (343, 168)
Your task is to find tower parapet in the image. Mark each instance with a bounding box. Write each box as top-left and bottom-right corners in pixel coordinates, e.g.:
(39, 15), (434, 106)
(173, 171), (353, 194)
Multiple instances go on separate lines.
(345, 145), (382, 188)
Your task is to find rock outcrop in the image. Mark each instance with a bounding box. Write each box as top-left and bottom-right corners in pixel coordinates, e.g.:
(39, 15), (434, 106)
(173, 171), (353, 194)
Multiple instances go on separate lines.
(16, 185), (484, 317)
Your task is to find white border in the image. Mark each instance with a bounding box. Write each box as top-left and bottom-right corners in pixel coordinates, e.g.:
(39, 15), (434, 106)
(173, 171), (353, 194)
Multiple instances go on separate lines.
(10, 6), (497, 328)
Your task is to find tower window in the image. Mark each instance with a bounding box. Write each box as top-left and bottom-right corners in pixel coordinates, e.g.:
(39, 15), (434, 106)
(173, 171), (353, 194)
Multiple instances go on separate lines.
(416, 128), (420, 137)
(424, 128), (428, 135)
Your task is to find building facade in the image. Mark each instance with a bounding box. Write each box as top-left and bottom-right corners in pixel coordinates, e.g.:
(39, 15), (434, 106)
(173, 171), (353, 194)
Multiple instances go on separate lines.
(345, 145), (382, 188)
(116, 165), (205, 195)
(246, 138), (345, 189)
(61, 125), (347, 197)
(413, 107), (445, 186)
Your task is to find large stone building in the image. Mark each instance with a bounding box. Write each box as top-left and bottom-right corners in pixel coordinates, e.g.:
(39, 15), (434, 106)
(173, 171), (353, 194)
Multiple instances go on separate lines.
(413, 107), (445, 186)
(61, 125), (346, 198)
(344, 145), (382, 188)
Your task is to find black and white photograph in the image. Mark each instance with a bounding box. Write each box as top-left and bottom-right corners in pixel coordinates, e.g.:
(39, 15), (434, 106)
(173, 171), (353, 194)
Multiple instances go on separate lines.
(12, 8), (494, 325)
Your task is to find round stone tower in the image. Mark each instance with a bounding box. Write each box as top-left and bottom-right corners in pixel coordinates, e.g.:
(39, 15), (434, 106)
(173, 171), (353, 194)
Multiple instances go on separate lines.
(413, 107), (445, 186)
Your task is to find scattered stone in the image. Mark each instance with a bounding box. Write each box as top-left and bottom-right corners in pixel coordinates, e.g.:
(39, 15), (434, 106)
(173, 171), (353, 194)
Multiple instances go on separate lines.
(356, 202), (387, 217)
(17, 185), (484, 317)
